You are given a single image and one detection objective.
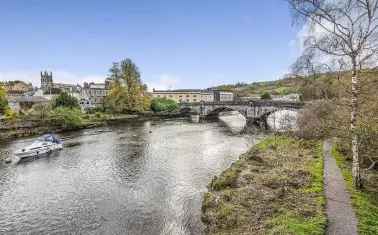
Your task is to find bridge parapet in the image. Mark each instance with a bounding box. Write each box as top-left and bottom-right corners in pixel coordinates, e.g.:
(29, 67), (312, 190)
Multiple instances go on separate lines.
(179, 100), (304, 119)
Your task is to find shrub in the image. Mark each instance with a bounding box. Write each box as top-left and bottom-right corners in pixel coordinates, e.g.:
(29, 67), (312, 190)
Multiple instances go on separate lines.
(0, 86), (9, 114)
(52, 92), (80, 109)
(49, 107), (83, 129)
(150, 98), (178, 112)
(261, 92), (272, 100)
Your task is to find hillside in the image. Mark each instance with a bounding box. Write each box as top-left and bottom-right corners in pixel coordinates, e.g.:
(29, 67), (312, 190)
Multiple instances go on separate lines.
(211, 76), (304, 98)
(213, 69), (378, 101)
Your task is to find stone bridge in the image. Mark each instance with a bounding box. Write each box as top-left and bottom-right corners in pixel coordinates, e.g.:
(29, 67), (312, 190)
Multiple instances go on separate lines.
(180, 100), (304, 121)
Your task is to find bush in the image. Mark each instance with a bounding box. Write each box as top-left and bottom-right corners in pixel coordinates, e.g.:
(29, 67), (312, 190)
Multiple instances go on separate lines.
(52, 92), (80, 109)
(261, 92), (272, 100)
(49, 107), (83, 129)
(150, 98), (178, 112)
(0, 86), (9, 114)
(296, 100), (334, 139)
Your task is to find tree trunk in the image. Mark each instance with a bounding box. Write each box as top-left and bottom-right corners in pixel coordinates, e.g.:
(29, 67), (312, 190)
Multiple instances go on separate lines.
(351, 61), (362, 188)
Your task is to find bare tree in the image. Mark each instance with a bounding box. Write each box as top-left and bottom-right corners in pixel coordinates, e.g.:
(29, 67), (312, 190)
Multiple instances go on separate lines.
(288, 0), (378, 188)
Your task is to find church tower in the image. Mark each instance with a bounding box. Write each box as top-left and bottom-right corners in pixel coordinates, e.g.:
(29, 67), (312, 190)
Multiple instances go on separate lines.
(40, 71), (53, 93)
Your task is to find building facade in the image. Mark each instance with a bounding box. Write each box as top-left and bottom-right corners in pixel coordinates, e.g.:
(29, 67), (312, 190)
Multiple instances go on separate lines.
(0, 81), (33, 97)
(40, 71), (81, 94)
(152, 89), (214, 103)
(213, 90), (234, 102)
(81, 82), (110, 108)
(152, 89), (234, 103)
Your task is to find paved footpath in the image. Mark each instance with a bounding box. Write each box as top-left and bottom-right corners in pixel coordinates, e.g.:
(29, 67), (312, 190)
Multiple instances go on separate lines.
(323, 140), (358, 235)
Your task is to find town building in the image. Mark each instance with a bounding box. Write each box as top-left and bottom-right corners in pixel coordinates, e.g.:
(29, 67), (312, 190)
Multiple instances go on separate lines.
(40, 71), (81, 94)
(40, 71), (111, 109)
(152, 89), (214, 103)
(0, 80), (33, 97)
(151, 89), (234, 103)
(81, 82), (111, 108)
(213, 90), (234, 102)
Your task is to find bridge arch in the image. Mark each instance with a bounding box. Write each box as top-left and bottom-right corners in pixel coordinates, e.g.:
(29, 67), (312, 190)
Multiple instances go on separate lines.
(179, 107), (193, 114)
(205, 106), (237, 119)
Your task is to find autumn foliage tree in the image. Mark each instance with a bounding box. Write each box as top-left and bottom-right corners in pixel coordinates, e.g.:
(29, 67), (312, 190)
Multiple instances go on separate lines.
(105, 58), (150, 113)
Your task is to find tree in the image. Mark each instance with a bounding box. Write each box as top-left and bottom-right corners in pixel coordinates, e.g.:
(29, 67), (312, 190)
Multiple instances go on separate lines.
(151, 98), (178, 112)
(261, 92), (272, 100)
(105, 58), (150, 113)
(108, 62), (121, 81)
(49, 107), (83, 129)
(0, 86), (9, 114)
(52, 92), (80, 109)
(288, 0), (378, 188)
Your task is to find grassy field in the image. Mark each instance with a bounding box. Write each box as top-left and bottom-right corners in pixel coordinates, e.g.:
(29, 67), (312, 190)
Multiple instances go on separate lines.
(332, 146), (378, 235)
(201, 136), (326, 234)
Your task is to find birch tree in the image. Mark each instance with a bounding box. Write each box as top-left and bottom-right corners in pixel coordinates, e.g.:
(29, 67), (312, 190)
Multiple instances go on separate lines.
(288, 0), (378, 188)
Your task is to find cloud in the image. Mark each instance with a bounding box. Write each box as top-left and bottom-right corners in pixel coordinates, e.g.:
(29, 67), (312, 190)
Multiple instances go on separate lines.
(146, 74), (180, 91)
(0, 70), (105, 87)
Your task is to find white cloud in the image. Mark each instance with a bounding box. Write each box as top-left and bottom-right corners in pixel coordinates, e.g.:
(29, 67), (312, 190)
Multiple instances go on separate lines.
(0, 70), (105, 87)
(146, 74), (180, 91)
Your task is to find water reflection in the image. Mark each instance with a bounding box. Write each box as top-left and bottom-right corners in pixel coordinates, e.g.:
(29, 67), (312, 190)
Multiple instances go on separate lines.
(0, 119), (262, 234)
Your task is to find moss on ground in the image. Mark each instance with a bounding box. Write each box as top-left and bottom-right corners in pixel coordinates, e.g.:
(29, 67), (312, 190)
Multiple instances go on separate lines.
(201, 135), (326, 234)
(332, 146), (378, 235)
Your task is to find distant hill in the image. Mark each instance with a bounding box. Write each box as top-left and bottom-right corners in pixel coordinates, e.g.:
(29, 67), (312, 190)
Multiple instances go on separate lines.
(211, 69), (378, 101)
(210, 76), (304, 98)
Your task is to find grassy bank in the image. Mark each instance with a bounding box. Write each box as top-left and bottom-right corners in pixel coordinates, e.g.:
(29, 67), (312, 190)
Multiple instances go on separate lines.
(201, 136), (326, 234)
(332, 146), (378, 234)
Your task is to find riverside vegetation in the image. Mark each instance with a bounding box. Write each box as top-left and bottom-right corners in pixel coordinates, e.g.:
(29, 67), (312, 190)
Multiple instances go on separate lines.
(0, 58), (182, 141)
(201, 136), (326, 234)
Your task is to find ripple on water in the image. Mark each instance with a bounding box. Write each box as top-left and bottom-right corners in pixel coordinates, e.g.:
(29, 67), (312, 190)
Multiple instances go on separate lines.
(0, 120), (261, 234)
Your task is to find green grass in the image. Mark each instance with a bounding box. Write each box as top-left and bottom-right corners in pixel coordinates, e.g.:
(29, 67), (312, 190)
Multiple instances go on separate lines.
(202, 136), (327, 234)
(332, 146), (378, 235)
(267, 212), (326, 235)
(265, 141), (326, 235)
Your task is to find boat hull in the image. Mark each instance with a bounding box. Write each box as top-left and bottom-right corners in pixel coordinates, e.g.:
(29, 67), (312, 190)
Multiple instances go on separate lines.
(15, 144), (63, 160)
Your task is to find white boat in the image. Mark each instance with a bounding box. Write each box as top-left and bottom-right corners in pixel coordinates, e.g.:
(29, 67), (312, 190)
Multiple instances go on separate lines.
(14, 134), (63, 160)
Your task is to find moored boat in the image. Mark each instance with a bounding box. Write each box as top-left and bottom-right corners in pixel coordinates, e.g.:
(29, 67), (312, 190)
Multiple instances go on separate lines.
(14, 134), (63, 160)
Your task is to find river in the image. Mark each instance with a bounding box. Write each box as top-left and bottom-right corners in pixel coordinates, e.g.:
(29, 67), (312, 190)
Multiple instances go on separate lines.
(0, 119), (262, 234)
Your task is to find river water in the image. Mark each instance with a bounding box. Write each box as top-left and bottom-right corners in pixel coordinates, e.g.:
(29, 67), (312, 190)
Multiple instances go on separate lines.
(0, 119), (262, 234)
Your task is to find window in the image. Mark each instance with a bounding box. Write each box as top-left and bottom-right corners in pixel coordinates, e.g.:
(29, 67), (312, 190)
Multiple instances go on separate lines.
(193, 99), (197, 102)
(157, 95), (160, 97)
(193, 95), (197, 97)
(179, 95), (182, 98)
(186, 95), (190, 97)
(186, 99), (190, 102)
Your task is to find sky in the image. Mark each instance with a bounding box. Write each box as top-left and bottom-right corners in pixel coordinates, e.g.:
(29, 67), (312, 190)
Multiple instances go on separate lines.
(0, 0), (302, 90)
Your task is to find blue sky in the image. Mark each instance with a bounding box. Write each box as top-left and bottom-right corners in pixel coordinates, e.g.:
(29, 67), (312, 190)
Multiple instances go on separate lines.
(0, 0), (301, 90)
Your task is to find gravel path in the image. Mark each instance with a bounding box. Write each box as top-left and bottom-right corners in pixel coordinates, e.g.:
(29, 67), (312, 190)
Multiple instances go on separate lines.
(324, 140), (358, 235)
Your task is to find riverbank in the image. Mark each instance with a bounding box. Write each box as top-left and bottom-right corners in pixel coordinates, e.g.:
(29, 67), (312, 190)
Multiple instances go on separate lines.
(332, 144), (378, 234)
(201, 135), (326, 234)
(0, 111), (186, 143)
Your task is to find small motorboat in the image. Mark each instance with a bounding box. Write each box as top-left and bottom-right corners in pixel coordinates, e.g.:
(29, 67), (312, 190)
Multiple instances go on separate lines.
(14, 134), (63, 160)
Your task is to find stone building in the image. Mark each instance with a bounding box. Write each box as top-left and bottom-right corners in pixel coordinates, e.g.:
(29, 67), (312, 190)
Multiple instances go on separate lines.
(81, 82), (111, 108)
(0, 80), (33, 97)
(152, 89), (215, 103)
(40, 71), (81, 94)
(213, 90), (234, 102)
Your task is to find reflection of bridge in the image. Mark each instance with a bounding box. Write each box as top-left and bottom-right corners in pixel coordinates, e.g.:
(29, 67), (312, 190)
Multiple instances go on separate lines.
(180, 100), (304, 123)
